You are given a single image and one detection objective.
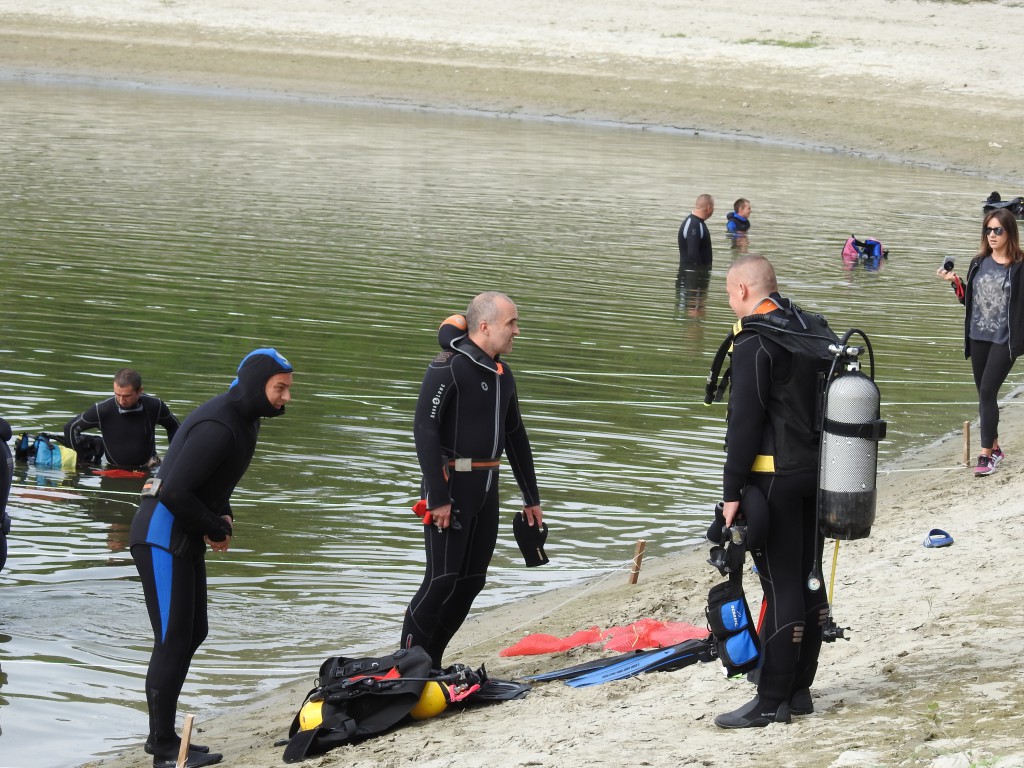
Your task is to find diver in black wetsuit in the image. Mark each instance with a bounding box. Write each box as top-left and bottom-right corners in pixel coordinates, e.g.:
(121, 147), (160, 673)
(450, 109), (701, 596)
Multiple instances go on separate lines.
(678, 193), (715, 268)
(401, 292), (543, 668)
(715, 255), (829, 729)
(64, 368), (180, 468)
(1, 417), (13, 573)
(129, 349), (293, 768)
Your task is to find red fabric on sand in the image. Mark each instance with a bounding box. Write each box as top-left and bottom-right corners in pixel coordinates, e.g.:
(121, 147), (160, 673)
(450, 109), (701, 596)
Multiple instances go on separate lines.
(499, 619), (705, 656)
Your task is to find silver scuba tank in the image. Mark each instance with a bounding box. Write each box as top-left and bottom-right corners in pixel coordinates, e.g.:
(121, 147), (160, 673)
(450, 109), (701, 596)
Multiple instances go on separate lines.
(818, 358), (886, 541)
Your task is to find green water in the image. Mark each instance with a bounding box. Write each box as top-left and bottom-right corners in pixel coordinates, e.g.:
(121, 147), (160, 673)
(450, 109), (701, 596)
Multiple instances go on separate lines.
(0, 78), (1004, 766)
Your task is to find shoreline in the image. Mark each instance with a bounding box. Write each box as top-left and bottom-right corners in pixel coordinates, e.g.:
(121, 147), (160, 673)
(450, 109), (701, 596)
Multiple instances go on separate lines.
(3, 4), (1024, 182)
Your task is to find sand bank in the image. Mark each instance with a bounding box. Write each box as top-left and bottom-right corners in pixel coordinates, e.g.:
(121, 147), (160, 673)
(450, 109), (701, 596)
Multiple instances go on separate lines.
(2, 1), (1024, 181)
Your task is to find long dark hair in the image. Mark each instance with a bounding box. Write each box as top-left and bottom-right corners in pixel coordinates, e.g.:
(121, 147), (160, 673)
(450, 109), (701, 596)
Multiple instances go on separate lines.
(980, 208), (1024, 263)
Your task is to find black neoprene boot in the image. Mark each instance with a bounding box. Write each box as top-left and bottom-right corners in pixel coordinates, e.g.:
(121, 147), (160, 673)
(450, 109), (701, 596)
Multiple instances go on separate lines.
(714, 696), (791, 729)
(149, 742), (222, 768)
(789, 688), (814, 715)
(145, 737), (210, 755)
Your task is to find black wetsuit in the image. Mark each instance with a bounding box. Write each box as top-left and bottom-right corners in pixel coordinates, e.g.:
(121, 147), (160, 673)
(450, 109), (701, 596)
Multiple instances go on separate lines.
(64, 394), (180, 467)
(1, 417), (12, 573)
(678, 213), (713, 267)
(129, 349), (291, 754)
(724, 296), (828, 706)
(401, 323), (540, 667)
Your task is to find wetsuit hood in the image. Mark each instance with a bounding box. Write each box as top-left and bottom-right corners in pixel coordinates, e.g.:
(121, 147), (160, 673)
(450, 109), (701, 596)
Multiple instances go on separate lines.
(229, 347), (293, 419)
(436, 314), (501, 372)
(437, 314), (469, 351)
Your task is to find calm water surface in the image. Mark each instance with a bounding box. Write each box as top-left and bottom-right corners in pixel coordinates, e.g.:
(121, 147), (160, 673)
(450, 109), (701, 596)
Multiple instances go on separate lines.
(0, 79), (1007, 767)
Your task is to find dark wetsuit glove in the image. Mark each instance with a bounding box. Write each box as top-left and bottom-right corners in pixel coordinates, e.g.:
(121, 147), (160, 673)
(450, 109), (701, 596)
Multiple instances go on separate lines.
(202, 513), (233, 542)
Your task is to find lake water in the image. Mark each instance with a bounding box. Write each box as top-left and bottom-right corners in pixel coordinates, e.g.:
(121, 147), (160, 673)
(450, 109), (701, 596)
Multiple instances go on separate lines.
(0, 77), (1007, 767)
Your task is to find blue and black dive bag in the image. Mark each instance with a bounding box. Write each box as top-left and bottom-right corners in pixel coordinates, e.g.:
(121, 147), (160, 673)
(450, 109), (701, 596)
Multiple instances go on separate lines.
(706, 573), (761, 677)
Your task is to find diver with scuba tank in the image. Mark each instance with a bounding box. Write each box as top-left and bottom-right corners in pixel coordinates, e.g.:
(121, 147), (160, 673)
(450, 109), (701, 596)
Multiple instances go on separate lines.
(714, 255), (831, 728)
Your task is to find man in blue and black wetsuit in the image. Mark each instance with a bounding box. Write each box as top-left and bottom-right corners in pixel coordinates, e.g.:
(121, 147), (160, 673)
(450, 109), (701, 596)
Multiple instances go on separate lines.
(726, 197), (752, 236)
(129, 349), (293, 768)
(714, 255), (829, 729)
(64, 368), (180, 468)
(401, 292), (543, 668)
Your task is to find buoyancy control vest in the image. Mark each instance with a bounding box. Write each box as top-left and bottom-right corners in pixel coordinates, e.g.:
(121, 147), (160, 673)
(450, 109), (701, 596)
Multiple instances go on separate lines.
(283, 646), (530, 763)
(706, 297), (840, 474)
(706, 299), (887, 541)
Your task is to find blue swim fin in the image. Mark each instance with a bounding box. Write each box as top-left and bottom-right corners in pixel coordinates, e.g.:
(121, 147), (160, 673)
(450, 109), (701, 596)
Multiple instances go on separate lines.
(525, 649), (647, 682)
(565, 637), (715, 688)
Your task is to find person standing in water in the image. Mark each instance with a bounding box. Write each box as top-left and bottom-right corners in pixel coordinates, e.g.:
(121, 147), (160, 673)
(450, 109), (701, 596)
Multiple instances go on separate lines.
(64, 368), (180, 468)
(678, 193), (715, 268)
(129, 349), (293, 768)
(1, 417), (13, 573)
(401, 292), (543, 668)
(939, 208), (1024, 476)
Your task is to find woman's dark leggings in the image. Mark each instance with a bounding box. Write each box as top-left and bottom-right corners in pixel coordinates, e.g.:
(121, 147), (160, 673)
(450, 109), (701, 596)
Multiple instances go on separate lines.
(132, 544), (208, 743)
(749, 471), (829, 704)
(401, 479), (499, 667)
(970, 339), (1015, 450)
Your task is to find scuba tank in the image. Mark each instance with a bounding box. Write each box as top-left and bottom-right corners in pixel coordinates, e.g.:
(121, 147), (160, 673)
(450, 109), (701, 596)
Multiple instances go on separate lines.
(817, 330), (887, 541)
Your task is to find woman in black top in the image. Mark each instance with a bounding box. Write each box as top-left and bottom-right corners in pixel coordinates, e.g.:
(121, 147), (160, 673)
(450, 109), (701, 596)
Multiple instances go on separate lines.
(939, 208), (1024, 476)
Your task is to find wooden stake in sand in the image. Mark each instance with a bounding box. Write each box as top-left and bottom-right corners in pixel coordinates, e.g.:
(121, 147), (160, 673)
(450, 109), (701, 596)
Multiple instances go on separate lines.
(963, 421), (971, 466)
(176, 713), (194, 768)
(628, 539), (646, 584)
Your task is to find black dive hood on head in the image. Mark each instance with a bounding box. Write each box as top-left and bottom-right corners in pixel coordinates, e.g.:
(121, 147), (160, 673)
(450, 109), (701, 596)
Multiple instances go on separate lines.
(229, 347), (293, 419)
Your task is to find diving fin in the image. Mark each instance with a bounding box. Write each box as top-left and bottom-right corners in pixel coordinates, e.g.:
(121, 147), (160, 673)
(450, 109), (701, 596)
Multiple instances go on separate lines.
(565, 637), (715, 688)
(467, 678), (531, 702)
(525, 649), (647, 682)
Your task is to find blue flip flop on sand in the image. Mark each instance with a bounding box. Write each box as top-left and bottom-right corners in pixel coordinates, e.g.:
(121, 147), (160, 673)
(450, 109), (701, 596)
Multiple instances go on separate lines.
(923, 528), (954, 548)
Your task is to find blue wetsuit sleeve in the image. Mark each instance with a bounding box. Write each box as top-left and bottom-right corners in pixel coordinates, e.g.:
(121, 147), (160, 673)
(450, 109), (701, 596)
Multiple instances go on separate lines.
(722, 332), (772, 502)
(158, 420), (236, 539)
(504, 390), (541, 506)
(413, 365), (454, 510)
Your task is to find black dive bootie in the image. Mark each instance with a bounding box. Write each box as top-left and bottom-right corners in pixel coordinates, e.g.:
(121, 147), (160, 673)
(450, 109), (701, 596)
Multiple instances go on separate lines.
(789, 687), (814, 716)
(714, 696), (791, 729)
(147, 739), (222, 768)
(145, 738), (210, 755)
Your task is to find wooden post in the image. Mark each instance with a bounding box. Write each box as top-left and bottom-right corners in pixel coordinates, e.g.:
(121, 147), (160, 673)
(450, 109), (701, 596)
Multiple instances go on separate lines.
(628, 540), (646, 585)
(176, 714), (194, 768)
(963, 421), (971, 466)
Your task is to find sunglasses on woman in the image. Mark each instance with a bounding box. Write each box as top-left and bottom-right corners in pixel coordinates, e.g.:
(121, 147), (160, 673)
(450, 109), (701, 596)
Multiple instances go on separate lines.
(984, 227), (1006, 236)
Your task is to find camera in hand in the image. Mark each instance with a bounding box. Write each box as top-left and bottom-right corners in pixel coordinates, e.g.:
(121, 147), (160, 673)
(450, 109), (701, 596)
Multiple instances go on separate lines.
(942, 258), (954, 272)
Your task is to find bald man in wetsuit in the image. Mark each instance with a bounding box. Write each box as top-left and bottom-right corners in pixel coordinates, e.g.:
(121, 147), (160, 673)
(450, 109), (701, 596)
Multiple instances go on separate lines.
(129, 349), (293, 768)
(715, 255), (829, 729)
(401, 292), (543, 667)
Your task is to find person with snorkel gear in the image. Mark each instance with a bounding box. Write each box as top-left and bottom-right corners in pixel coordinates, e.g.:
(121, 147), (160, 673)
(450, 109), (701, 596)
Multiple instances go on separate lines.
(938, 208), (1024, 476)
(714, 255), (829, 728)
(401, 292), (544, 668)
(129, 349), (293, 768)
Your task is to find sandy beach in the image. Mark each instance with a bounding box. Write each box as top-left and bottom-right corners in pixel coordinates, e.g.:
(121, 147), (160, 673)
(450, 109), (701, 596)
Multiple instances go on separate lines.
(4, 1), (1024, 766)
